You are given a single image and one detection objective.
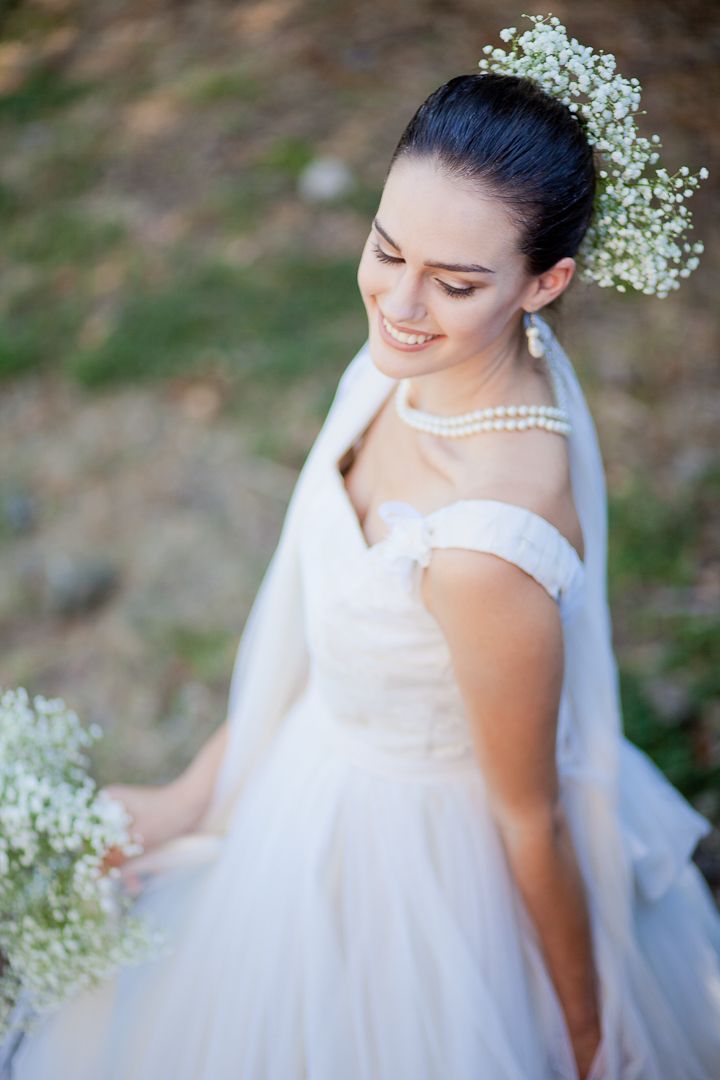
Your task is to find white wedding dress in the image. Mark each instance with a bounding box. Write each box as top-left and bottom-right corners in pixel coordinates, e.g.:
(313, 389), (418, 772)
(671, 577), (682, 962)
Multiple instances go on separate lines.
(14, 326), (720, 1079)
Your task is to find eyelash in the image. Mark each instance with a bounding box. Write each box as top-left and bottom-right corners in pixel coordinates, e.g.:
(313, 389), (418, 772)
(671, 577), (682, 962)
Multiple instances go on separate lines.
(438, 281), (476, 299)
(372, 243), (477, 299)
(372, 243), (402, 266)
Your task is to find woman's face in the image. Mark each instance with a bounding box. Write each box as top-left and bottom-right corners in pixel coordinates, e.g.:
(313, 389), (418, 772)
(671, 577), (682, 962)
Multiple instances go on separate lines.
(357, 157), (571, 380)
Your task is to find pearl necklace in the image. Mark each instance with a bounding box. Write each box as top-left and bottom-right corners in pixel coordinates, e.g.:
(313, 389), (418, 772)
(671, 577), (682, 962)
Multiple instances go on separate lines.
(394, 356), (572, 439)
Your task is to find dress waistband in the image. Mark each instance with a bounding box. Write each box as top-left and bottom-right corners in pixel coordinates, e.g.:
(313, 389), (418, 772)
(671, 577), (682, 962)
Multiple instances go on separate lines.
(307, 691), (479, 783)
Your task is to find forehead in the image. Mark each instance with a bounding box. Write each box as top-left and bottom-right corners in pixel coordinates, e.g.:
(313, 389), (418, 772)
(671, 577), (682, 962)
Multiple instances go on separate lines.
(379, 157), (520, 266)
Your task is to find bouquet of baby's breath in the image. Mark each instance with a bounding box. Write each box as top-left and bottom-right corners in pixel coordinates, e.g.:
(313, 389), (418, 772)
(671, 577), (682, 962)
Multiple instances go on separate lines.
(0, 688), (159, 1042)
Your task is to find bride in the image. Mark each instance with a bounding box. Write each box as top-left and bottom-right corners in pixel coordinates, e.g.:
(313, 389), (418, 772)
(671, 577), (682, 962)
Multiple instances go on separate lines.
(14, 17), (720, 1080)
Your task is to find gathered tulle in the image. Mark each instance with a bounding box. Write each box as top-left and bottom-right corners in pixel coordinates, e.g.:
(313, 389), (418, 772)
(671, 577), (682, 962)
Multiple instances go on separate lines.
(16, 691), (720, 1080)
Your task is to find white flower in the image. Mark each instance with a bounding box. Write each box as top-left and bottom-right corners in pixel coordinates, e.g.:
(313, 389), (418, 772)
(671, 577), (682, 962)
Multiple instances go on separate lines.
(0, 688), (160, 1041)
(478, 14), (707, 297)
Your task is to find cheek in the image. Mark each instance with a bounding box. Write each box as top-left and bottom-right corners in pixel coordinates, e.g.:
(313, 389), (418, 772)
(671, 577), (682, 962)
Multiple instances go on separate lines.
(435, 285), (522, 352)
(440, 298), (494, 344)
(357, 248), (383, 307)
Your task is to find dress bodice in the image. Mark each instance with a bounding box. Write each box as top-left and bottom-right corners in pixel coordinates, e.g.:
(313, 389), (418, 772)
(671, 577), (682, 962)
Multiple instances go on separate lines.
(298, 467), (585, 771)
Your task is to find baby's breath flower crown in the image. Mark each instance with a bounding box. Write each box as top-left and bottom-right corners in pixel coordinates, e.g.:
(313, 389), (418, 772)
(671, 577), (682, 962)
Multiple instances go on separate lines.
(479, 15), (707, 298)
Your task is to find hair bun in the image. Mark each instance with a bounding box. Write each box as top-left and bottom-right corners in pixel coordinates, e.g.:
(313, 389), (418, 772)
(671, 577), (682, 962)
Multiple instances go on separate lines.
(479, 14), (706, 297)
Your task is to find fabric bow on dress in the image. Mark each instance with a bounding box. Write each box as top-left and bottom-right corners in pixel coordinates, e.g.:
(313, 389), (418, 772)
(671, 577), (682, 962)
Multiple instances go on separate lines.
(377, 502), (433, 592)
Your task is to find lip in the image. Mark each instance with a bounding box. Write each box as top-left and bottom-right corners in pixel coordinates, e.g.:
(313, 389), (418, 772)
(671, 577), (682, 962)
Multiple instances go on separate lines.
(377, 309), (442, 352)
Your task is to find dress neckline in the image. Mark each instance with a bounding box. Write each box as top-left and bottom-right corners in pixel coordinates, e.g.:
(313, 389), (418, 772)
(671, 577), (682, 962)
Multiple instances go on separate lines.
(331, 369), (584, 567)
(332, 467), (585, 570)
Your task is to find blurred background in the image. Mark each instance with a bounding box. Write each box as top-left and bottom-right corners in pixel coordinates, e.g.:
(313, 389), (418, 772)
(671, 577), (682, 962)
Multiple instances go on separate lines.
(0, 0), (717, 849)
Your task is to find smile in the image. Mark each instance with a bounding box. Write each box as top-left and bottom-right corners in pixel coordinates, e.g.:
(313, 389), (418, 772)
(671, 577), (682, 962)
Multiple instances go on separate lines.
(381, 315), (438, 346)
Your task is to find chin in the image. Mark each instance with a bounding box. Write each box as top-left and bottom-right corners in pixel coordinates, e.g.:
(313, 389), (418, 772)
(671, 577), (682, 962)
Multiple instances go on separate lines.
(367, 330), (448, 381)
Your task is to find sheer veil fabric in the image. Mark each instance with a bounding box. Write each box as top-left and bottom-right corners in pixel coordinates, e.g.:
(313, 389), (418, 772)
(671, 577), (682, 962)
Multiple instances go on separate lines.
(14, 320), (720, 1079)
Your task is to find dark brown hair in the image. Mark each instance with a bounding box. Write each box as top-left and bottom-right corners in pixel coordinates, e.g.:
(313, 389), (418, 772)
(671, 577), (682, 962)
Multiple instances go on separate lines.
(391, 73), (596, 275)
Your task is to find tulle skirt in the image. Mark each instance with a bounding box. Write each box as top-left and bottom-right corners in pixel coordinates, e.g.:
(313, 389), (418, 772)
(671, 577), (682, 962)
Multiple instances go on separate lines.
(14, 692), (720, 1080)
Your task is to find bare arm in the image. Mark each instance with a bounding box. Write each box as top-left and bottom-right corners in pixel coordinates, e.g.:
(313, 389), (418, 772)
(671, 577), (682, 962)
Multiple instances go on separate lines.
(423, 551), (601, 1078)
(104, 722), (228, 852)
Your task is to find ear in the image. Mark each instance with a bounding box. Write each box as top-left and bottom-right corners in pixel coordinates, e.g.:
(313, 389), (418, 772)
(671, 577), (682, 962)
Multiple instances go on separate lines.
(523, 257), (576, 313)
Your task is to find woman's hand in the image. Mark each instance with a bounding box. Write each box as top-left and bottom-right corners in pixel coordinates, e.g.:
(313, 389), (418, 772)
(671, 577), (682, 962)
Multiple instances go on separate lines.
(102, 781), (202, 858)
(102, 723), (229, 866)
(572, 1019), (603, 1080)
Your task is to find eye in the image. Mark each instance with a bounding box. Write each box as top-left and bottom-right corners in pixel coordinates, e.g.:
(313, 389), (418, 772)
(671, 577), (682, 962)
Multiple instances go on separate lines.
(438, 280), (476, 299)
(373, 242), (403, 266)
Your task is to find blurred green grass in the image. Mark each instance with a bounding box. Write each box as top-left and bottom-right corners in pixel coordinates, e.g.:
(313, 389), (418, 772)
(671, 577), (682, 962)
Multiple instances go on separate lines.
(608, 482), (697, 588)
(0, 64), (88, 124)
(0, 59), (368, 387)
(609, 472), (720, 816)
(167, 626), (238, 688)
(68, 257), (365, 386)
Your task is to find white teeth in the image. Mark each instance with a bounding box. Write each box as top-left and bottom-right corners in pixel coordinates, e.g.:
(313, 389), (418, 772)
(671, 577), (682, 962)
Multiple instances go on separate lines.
(382, 317), (435, 346)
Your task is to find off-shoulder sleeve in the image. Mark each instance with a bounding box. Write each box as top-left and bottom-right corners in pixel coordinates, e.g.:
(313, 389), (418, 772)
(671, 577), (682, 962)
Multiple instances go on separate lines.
(377, 499), (585, 622)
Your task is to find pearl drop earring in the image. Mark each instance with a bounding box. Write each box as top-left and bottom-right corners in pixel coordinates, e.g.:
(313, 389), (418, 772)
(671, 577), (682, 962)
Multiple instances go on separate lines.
(525, 313), (545, 358)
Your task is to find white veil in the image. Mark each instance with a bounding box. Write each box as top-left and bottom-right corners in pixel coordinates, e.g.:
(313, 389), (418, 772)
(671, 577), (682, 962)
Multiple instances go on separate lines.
(544, 318), (713, 1077)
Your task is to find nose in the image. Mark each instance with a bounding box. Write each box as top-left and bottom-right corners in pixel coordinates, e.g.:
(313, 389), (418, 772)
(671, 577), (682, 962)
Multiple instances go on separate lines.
(381, 267), (427, 327)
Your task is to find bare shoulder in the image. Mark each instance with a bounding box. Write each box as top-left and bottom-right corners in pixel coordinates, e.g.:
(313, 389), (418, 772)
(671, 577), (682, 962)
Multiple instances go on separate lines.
(423, 545), (559, 618)
(421, 428), (578, 634)
(422, 546), (563, 675)
(452, 428), (583, 560)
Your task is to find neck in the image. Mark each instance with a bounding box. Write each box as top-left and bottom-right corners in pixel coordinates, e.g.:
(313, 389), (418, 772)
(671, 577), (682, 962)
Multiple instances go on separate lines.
(407, 320), (543, 417)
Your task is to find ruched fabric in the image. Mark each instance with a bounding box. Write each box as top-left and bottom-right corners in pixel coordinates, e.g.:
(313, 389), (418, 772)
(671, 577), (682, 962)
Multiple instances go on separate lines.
(14, 326), (720, 1080)
(376, 497), (585, 620)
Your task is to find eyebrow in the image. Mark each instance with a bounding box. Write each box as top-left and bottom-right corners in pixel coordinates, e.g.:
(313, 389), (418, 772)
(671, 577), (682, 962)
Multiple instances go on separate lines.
(373, 218), (495, 275)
